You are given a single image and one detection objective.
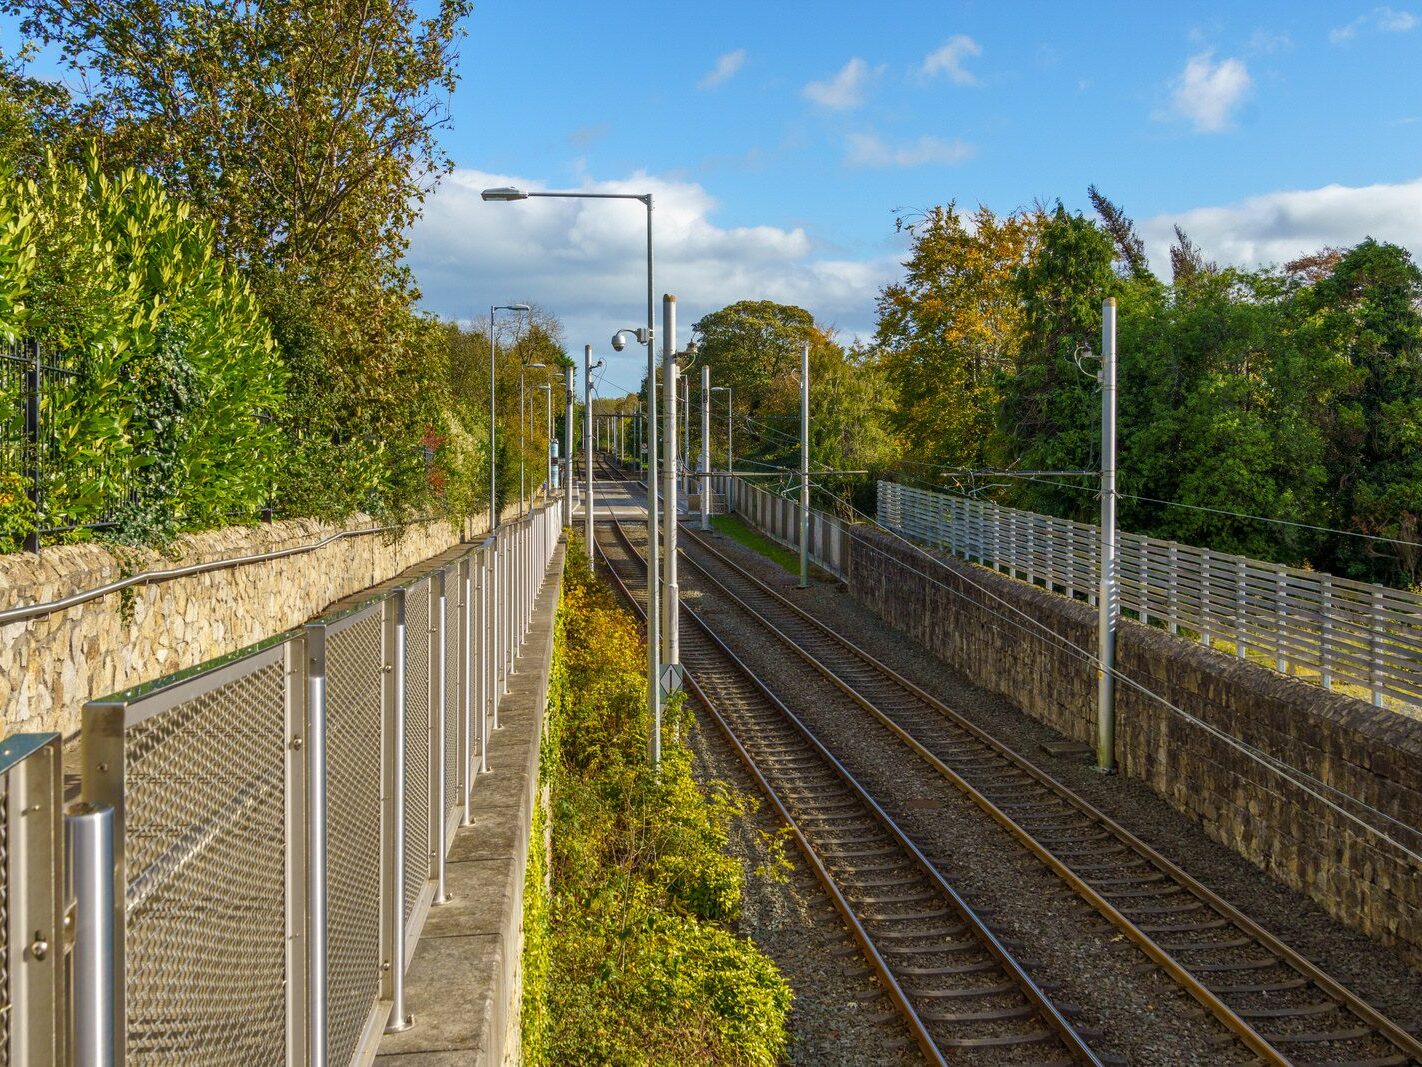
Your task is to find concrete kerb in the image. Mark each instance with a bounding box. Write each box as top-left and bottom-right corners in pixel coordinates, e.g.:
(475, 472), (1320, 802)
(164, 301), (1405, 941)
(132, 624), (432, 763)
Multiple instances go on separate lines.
(375, 536), (566, 1066)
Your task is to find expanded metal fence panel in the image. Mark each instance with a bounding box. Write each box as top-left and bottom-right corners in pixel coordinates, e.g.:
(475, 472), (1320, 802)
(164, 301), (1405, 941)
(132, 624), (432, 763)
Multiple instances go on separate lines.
(120, 653), (289, 1065)
(878, 480), (1422, 708)
(403, 579), (433, 923)
(0, 783), (8, 1067)
(322, 608), (385, 1064)
(443, 571), (461, 807)
(58, 508), (565, 1062)
(0, 733), (65, 1067)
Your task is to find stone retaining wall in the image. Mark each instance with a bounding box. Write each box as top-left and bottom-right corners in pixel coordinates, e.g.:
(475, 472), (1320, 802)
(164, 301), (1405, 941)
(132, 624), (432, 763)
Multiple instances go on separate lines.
(848, 529), (1422, 964)
(1, 505), (532, 737)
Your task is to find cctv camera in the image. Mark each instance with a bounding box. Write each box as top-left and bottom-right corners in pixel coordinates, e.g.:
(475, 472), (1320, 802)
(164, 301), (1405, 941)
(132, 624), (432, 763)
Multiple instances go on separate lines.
(611, 332), (627, 352)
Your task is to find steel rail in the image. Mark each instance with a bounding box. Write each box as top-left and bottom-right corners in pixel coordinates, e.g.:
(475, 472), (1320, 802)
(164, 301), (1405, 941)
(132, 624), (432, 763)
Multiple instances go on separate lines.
(594, 507), (1103, 1066)
(676, 521), (1422, 1067)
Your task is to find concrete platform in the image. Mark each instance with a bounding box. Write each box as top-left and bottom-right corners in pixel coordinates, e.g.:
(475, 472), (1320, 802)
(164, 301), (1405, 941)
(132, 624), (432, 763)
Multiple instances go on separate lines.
(374, 539), (565, 1067)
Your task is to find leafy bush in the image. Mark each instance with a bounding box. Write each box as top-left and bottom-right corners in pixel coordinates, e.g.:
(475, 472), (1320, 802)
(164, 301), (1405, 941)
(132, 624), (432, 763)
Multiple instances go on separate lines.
(0, 151), (284, 545)
(522, 540), (791, 1066)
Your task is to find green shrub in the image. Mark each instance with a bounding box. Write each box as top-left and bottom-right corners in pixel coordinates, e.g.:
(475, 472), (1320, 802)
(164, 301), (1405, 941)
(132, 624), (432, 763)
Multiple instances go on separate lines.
(522, 540), (791, 1066)
(0, 152), (284, 546)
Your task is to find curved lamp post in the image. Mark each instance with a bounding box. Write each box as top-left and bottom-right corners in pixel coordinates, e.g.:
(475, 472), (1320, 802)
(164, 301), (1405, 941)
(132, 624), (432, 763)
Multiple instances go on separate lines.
(482, 185), (664, 768)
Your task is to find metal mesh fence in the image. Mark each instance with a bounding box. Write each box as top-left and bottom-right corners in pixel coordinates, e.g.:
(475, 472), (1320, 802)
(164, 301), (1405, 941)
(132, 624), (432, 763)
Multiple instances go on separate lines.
(403, 580), (432, 924)
(0, 783), (9, 1067)
(122, 657), (288, 1065)
(323, 610), (385, 1064)
(444, 571), (461, 807)
(878, 479), (1422, 708)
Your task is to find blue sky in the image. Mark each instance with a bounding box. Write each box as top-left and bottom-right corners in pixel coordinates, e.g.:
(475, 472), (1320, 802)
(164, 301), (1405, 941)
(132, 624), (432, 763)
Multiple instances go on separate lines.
(412, 0), (1422, 391)
(8, 1), (1422, 392)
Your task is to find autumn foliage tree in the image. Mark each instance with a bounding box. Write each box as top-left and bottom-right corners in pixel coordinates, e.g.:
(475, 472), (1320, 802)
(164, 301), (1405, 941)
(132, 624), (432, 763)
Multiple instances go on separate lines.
(873, 203), (1041, 471)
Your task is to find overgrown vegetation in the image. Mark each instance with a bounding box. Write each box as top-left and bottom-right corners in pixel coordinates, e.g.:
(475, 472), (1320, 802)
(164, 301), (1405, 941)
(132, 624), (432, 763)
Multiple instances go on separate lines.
(0, 6), (570, 551)
(711, 514), (802, 576)
(522, 540), (791, 1066)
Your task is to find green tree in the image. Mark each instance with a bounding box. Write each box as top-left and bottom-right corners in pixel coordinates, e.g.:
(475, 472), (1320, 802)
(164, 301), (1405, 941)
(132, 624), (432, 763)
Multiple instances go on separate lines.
(873, 203), (1040, 472)
(5, 0), (470, 290)
(993, 205), (1118, 519)
(1305, 240), (1422, 585)
(690, 300), (817, 418)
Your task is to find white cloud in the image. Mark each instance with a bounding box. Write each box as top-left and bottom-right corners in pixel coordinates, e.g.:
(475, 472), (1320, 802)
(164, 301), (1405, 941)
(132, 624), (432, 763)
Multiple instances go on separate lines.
(845, 132), (976, 168)
(1167, 52), (1251, 132)
(1139, 177), (1422, 275)
(803, 58), (876, 110)
(1331, 6), (1418, 43)
(919, 35), (982, 86)
(406, 169), (898, 386)
(1246, 28), (1293, 54)
(697, 49), (747, 90)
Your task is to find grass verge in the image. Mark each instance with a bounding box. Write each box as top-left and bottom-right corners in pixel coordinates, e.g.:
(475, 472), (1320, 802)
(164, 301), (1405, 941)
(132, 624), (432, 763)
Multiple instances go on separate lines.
(521, 535), (792, 1066)
(710, 513), (802, 575)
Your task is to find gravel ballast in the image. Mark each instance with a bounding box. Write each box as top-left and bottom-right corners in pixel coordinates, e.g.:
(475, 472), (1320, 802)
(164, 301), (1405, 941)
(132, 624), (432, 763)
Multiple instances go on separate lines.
(686, 521), (1422, 1042)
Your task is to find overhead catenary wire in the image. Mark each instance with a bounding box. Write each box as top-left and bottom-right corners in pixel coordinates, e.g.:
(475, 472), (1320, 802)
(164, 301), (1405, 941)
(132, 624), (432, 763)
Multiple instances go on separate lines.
(891, 459), (1422, 552)
(795, 478), (1422, 867)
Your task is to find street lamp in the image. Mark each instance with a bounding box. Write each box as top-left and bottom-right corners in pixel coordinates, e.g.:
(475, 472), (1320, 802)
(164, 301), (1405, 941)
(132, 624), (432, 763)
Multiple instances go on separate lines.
(519, 360), (547, 516)
(484, 184), (665, 767)
(489, 304), (530, 530)
(711, 385), (733, 513)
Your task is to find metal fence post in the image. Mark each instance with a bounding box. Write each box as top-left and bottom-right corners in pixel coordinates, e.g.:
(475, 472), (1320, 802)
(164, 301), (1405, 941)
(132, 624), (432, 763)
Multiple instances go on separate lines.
(1370, 588), (1384, 706)
(432, 572), (450, 905)
(1200, 551), (1212, 648)
(305, 626), (329, 1067)
(382, 591), (413, 1032)
(1236, 557), (1248, 659)
(4, 733), (65, 1066)
(68, 802), (117, 1067)
(462, 556), (475, 823)
(1321, 577), (1334, 690)
(1275, 568), (1288, 673)
(479, 546), (492, 772)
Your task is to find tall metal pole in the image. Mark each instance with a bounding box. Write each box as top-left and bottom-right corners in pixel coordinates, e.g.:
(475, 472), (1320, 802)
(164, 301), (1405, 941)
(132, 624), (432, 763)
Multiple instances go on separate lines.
(583, 345), (594, 565)
(544, 384), (553, 496)
(518, 365), (527, 517)
(644, 198), (662, 768)
(1097, 297), (1119, 774)
(726, 387), (734, 513)
(682, 372), (691, 500)
(563, 367), (574, 528)
(661, 295), (679, 693)
(700, 366), (711, 531)
(799, 340), (810, 589)
(489, 308), (498, 531)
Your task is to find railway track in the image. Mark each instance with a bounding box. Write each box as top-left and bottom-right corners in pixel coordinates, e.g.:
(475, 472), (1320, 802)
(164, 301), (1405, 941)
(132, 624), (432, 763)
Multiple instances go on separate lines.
(643, 479), (1422, 1067)
(594, 511), (1107, 1066)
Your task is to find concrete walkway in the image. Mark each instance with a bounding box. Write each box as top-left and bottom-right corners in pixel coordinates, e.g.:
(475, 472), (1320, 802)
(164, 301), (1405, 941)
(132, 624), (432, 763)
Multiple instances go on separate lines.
(375, 539), (565, 1066)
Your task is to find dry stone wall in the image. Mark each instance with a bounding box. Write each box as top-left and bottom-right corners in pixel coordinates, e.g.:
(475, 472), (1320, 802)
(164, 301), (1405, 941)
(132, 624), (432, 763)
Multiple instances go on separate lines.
(1, 504), (530, 737)
(848, 528), (1422, 964)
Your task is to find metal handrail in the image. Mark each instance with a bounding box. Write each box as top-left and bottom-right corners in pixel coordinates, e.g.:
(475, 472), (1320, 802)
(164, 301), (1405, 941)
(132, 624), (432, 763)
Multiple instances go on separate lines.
(1, 518), (442, 626)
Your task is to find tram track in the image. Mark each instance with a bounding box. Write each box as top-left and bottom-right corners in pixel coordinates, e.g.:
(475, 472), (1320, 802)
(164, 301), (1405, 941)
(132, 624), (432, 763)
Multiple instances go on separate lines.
(593, 506), (1108, 1066)
(589, 451), (1422, 1065)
